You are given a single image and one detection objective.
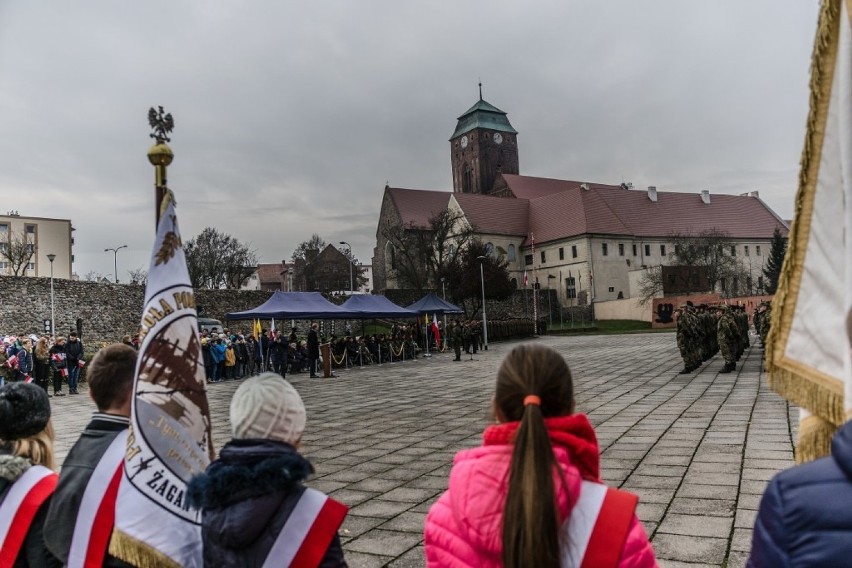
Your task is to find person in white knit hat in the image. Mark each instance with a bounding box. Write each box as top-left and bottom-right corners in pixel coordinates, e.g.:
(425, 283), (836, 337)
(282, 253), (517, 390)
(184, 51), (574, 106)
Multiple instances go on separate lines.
(187, 373), (348, 567)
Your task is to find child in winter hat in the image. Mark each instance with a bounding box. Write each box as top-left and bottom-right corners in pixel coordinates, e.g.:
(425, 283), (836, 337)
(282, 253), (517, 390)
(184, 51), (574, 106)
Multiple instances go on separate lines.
(0, 382), (52, 442)
(187, 372), (348, 567)
(229, 372), (306, 445)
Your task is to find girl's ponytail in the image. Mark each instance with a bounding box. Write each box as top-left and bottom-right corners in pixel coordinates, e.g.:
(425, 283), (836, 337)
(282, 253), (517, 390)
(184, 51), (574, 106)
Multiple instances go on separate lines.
(502, 396), (561, 568)
(496, 344), (574, 568)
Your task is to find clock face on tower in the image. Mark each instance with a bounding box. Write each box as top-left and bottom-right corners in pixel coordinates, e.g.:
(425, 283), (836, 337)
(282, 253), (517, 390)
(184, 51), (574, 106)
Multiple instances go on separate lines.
(493, 132), (503, 144)
(460, 135), (469, 149)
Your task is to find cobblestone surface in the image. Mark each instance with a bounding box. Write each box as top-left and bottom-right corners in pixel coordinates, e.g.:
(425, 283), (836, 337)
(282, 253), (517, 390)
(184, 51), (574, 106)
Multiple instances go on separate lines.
(52, 332), (795, 567)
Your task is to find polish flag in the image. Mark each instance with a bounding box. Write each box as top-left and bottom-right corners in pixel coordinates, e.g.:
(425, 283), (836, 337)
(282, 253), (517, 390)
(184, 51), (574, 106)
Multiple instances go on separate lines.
(431, 314), (440, 347)
(523, 271), (529, 287)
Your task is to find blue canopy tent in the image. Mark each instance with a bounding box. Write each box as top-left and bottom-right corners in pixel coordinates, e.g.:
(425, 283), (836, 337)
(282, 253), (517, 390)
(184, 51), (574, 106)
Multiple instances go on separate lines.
(407, 293), (463, 356)
(339, 295), (418, 319)
(226, 291), (349, 320)
(407, 292), (464, 315)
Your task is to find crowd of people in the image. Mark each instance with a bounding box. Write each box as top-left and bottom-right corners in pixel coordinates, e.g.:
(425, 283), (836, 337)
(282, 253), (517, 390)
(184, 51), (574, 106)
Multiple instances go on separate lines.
(1, 338), (665, 567)
(4, 304), (851, 566)
(1, 332), (86, 397)
(192, 319), (496, 380)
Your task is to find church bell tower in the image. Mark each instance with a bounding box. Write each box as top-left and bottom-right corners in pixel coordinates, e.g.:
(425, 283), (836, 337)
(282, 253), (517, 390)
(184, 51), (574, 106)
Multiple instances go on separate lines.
(450, 87), (519, 195)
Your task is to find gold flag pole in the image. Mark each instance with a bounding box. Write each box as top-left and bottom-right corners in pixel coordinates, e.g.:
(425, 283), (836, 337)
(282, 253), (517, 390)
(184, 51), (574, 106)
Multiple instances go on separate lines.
(146, 106), (174, 228)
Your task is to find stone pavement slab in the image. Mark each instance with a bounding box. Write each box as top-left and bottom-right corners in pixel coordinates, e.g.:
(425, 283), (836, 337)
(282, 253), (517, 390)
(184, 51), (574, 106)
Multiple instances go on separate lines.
(51, 332), (796, 567)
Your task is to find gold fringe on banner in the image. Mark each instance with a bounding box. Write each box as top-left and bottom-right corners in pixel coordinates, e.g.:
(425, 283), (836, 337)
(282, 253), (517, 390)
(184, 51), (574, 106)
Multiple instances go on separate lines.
(797, 414), (836, 464)
(767, 0), (841, 374)
(769, 366), (845, 427)
(765, 0), (845, 464)
(109, 529), (182, 568)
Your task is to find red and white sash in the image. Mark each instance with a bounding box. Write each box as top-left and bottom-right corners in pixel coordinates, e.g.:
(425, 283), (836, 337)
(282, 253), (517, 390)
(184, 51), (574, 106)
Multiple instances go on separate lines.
(66, 429), (128, 568)
(0, 464), (58, 566)
(562, 480), (639, 568)
(262, 488), (348, 568)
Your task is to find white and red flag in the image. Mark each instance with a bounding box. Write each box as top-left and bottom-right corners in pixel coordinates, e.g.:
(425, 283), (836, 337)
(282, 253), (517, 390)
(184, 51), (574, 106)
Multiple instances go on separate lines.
(431, 313), (440, 347)
(109, 190), (213, 568)
(767, 0), (852, 463)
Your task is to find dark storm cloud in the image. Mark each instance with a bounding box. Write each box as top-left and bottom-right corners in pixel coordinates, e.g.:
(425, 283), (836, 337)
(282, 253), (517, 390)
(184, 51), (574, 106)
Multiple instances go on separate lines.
(0, 1), (818, 279)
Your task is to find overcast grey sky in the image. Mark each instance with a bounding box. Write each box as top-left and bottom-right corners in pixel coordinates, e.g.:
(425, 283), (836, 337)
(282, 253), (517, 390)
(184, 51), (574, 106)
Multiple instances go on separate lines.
(0, 1), (819, 280)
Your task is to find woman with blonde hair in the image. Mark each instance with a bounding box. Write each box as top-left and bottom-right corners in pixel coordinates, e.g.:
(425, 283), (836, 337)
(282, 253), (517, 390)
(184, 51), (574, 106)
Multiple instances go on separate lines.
(425, 344), (657, 567)
(0, 382), (60, 567)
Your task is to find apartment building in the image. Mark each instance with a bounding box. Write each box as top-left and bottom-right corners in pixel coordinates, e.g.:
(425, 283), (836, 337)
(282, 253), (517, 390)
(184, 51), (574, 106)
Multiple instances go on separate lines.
(0, 214), (73, 279)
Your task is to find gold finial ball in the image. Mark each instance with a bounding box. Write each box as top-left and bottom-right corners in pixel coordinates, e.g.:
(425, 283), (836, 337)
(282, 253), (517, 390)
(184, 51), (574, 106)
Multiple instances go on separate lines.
(147, 142), (174, 167)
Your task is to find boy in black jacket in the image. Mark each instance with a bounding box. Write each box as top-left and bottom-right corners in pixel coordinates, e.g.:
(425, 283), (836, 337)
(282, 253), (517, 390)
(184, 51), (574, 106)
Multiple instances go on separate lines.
(43, 343), (137, 567)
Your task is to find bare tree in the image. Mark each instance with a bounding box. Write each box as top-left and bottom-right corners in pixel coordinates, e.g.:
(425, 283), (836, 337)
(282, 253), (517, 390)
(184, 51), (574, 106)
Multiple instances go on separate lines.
(0, 230), (36, 276)
(637, 228), (748, 304)
(381, 209), (477, 295)
(184, 227), (258, 289)
(128, 267), (148, 286)
(636, 265), (664, 306)
(82, 270), (106, 282)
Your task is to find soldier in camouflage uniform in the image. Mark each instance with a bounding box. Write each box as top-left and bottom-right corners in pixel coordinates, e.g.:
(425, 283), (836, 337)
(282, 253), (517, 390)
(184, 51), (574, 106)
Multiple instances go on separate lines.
(754, 301), (772, 347)
(735, 305), (749, 360)
(676, 305), (702, 373)
(717, 305), (739, 373)
(675, 307), (690, 373)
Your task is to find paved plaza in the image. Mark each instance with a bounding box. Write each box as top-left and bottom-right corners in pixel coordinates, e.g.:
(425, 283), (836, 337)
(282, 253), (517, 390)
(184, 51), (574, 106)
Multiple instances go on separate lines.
(53, 332), (796, 567)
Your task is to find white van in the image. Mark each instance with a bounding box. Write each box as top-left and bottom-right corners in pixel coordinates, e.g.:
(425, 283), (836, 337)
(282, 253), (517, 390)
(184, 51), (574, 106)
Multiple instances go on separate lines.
(198, 317), (224, 333)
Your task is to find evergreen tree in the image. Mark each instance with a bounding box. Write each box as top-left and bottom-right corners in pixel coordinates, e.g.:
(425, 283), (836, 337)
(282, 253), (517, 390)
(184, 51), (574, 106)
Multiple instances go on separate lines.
(763, 228), (788, 294)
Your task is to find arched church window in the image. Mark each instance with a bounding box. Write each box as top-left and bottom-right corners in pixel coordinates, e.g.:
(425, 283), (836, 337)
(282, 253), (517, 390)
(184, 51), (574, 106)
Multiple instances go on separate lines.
(485, 242), (494, 257)
(508, 244), (516, 261)
(463, 164), (472, 194)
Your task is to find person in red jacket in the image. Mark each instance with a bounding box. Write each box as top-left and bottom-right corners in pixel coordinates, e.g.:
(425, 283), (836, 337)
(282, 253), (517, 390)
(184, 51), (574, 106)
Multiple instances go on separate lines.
(424, 344), (657, 568)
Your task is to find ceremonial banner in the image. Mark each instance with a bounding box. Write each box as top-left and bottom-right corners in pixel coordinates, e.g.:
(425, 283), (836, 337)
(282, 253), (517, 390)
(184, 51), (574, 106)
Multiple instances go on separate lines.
(768, 0), (852, 463)
(110, 190), (214, 567)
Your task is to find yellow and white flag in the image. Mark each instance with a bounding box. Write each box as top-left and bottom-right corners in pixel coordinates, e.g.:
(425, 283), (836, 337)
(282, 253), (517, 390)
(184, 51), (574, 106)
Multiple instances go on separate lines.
(768, 0), (852, 463)
(109, 190), (214, 567)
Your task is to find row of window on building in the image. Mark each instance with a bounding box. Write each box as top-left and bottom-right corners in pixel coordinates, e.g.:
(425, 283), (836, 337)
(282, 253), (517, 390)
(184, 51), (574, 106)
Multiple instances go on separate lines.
(519, 242), (765, 266)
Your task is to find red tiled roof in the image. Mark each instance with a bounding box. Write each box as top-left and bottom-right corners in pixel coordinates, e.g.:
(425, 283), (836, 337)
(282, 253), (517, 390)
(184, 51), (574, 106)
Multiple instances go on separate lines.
(387, 187), (451, 229)
(592, 188), (789, 239)
(500, 174), (622, 199)
(452, 193), (529, 236)
(502, 176), (789, 243)
(256, 263), (284, 284)
(385, 176), (789, 246)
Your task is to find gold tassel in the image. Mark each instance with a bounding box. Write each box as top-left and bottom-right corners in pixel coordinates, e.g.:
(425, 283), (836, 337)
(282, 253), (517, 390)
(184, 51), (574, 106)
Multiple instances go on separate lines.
(797, 413), (836, 463)
(109, 529), (182, 568)
(768, 366), (844, 426)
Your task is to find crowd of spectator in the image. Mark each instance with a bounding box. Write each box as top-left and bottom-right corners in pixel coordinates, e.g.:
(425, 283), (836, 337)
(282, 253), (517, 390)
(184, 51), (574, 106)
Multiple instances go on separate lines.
(1, 331), (85, 397)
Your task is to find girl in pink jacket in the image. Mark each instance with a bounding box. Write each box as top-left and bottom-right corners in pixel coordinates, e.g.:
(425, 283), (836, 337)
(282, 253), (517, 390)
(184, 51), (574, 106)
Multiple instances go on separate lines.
(424, 344), (657, 568)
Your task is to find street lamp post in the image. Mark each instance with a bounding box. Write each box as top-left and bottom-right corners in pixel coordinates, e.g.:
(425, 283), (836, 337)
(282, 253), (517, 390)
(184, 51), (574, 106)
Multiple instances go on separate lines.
(476, 256), (489, 351)
(288, 266), (294, 292)
(440, 277), (447, 337)
(339, 241), (353, 293)
(104, 245), (128, 284)
(47, 254), (56, 336)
